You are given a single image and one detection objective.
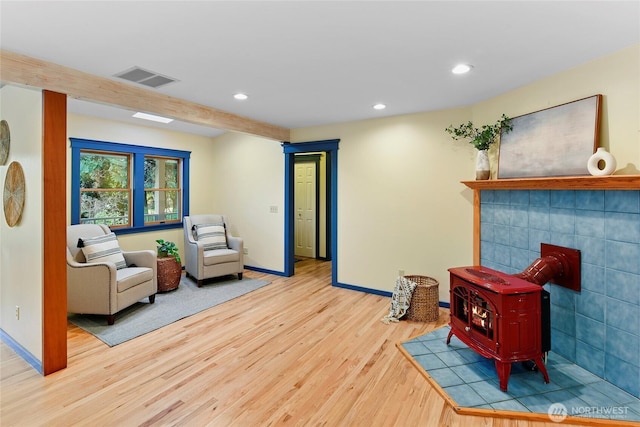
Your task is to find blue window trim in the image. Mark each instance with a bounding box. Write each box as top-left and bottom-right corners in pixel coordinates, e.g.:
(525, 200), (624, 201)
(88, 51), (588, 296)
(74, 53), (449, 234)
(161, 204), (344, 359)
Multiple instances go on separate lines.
(70, 138), (190, 234)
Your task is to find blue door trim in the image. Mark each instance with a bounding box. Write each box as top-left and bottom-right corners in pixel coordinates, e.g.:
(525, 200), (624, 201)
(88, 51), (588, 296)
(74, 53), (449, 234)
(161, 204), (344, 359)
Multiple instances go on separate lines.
(282, 140), (339, 284)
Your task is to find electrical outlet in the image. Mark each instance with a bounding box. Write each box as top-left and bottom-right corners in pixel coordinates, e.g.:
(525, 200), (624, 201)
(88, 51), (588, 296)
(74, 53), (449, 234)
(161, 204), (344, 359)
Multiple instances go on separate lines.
(15, 306), (20, 320)
(398, 269), (405, 277)
(243, 248), (248, 255)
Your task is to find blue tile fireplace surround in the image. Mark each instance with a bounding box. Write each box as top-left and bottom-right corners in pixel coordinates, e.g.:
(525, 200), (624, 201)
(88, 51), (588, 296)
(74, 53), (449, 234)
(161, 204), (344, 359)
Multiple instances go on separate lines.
(479, 189), (639, 398)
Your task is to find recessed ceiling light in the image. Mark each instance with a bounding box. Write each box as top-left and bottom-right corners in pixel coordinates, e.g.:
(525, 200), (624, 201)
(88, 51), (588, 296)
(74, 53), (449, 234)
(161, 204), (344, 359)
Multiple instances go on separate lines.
(452, 64), (473, 74)
(132, 112), (174, 123)
(373, 103), (386, 110)
(234, 93), (248, 100)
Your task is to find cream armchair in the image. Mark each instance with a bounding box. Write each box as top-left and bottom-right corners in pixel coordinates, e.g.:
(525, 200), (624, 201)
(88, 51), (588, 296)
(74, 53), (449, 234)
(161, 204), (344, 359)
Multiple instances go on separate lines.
(183, 214), (244, 287)
(67, 224), (157, 325)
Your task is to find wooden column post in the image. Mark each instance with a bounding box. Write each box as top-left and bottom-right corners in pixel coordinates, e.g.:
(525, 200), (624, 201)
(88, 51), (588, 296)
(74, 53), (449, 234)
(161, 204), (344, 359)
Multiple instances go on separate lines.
(42, 90), (67, 375)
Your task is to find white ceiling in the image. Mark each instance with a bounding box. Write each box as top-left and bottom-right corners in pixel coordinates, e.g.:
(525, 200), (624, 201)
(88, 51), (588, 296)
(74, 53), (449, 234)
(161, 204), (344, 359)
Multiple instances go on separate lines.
(1, 1), (639, 138)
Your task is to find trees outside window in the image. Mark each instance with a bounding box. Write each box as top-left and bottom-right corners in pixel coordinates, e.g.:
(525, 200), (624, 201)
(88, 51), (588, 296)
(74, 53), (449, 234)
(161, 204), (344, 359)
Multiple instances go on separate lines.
(80, 152), (131, 226)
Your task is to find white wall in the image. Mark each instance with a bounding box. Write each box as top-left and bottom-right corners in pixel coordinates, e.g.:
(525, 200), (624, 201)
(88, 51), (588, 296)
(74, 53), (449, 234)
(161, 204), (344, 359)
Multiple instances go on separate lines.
(291, 108), (475, 300)
(208, 132), (285, 272)
(0, 85), (44, 360)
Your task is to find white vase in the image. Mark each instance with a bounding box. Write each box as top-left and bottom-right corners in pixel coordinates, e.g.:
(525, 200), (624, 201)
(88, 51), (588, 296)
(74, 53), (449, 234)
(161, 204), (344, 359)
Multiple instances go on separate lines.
(476, 149), (490, 180)
(587, 147), (616, 176)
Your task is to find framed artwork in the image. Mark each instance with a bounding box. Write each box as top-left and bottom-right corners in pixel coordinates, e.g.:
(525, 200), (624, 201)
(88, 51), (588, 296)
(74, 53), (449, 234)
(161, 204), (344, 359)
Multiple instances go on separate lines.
(497, 95), (602, 179)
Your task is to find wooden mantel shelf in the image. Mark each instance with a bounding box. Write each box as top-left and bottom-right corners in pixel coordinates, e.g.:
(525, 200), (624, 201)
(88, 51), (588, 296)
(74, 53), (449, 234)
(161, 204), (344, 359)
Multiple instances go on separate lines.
(462, 175), (640, 190)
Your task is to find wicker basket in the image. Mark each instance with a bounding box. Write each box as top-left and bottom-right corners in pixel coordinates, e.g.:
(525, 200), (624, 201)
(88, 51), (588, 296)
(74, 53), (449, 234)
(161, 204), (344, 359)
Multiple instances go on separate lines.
(404, 275), (439, 322)
(157, 256), (182, 292)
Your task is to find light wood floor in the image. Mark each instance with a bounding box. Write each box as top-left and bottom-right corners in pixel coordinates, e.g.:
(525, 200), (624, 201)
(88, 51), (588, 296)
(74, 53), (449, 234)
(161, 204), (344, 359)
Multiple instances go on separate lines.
(1, 259), (586, 426)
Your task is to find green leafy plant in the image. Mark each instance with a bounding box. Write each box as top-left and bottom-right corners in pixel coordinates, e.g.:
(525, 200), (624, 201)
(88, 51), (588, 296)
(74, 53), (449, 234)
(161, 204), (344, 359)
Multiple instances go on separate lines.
(156, 239), (181, 264)
(445, 114), (513, 151)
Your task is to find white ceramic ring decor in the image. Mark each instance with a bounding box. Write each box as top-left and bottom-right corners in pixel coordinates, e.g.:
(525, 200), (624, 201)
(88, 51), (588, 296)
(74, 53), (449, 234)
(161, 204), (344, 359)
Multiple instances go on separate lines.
(587, 147), (616, 176)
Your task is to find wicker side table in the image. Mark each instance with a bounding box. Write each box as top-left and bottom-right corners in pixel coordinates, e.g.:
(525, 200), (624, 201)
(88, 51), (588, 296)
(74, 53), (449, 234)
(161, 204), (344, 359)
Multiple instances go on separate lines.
(404, 275), (439, 322)
(157, 257), (181, 292)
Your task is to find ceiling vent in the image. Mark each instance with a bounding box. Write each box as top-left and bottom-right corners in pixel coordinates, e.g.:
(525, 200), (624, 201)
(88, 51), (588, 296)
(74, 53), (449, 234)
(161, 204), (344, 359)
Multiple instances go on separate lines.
(114, 66), (178, 88)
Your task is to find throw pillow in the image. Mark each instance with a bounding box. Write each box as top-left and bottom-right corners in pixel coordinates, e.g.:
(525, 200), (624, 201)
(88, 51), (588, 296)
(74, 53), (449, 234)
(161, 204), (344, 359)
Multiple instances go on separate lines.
(78, 232), (127, 270)
(193, 223), (228, 250)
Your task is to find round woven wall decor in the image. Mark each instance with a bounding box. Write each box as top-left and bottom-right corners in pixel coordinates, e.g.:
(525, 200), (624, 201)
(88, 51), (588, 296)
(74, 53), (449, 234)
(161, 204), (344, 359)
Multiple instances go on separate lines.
(3, 161), (25, 227)
(0, 120), (10, 165)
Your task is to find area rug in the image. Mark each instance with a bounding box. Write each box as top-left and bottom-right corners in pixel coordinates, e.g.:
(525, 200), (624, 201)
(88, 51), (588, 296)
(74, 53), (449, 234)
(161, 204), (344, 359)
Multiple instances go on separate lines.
(68, 275), (271, 347)
(399, 326), (640, 425)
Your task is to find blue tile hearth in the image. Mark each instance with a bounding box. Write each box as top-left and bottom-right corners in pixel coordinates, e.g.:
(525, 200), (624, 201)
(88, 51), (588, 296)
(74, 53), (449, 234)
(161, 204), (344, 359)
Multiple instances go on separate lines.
(401, 326), (640, 423)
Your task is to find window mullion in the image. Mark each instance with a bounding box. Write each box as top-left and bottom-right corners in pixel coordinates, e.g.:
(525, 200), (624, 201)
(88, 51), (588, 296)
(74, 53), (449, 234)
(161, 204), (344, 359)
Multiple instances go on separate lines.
(132, 153), (146, 228)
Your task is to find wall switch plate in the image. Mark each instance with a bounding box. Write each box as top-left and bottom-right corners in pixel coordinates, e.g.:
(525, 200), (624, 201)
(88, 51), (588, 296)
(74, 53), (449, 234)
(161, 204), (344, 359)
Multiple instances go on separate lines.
(15, 306), (20, 320)
(398, 269), (405, 277)
(269, 206), (278, 213)
(243, 248), (248, 254)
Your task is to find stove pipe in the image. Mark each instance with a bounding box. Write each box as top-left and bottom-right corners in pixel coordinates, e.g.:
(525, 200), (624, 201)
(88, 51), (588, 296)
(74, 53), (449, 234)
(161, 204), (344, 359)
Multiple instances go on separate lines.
(514, 243), (581, 291)
(513, 255), (565, 286)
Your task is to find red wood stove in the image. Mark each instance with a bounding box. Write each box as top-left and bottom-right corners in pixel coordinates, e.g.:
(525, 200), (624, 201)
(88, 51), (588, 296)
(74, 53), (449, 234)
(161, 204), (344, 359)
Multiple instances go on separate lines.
(446, 266), (550, 392)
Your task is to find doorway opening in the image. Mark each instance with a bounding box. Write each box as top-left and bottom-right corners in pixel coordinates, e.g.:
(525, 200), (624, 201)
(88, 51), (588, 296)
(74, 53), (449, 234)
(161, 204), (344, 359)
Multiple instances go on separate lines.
(283, 139), (339, 284)
(294, 154), (321, 261)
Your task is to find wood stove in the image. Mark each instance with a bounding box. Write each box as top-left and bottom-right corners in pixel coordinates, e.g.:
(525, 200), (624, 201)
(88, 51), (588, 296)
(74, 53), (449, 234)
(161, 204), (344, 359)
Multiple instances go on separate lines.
(446, 266), (550, 392)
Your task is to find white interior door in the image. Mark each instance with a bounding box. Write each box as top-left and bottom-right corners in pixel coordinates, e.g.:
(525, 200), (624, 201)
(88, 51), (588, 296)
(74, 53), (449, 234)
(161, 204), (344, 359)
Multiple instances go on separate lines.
(295, 162), (316, 258)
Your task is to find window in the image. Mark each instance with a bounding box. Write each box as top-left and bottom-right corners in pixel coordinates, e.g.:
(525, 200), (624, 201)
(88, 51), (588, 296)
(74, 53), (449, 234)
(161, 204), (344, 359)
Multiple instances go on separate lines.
(144, 156), (181, 224)
(79, 151), (131, 226)
(71, 138), (190, 234)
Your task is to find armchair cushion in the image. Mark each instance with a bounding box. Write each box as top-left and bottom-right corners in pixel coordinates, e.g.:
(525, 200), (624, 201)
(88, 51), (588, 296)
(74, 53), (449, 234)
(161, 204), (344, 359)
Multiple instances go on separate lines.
(203, 248), (240, 266)
(78, 232), (127, 270)
(194, 223), (228, 250)
(116, 267), (155, 292)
